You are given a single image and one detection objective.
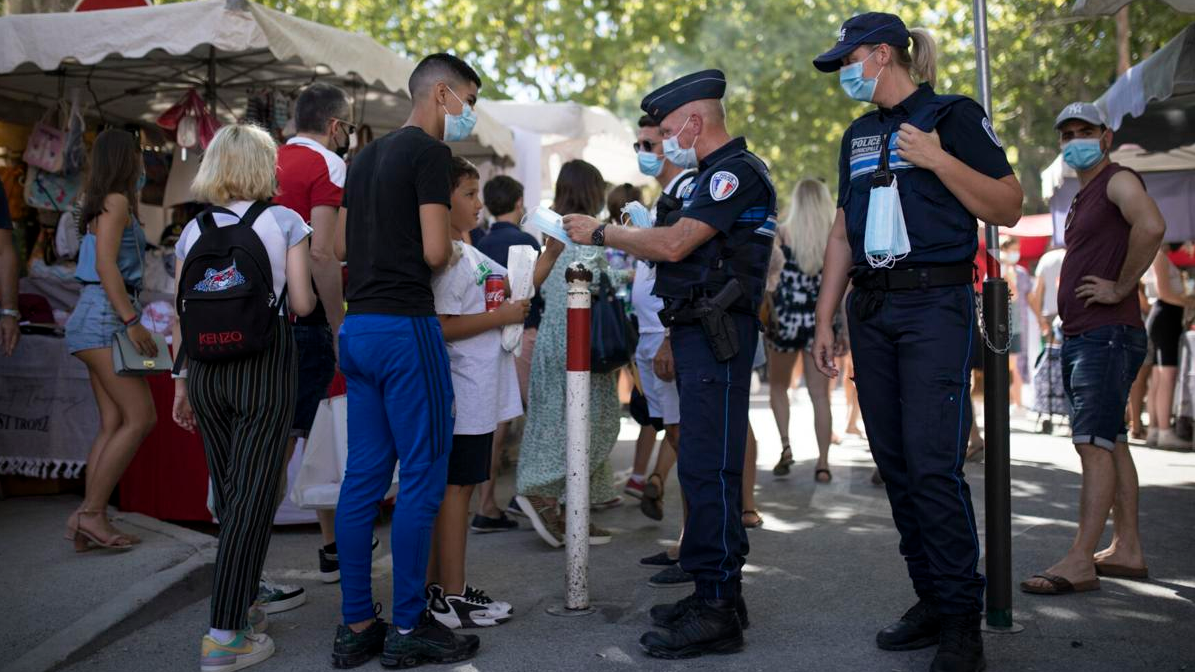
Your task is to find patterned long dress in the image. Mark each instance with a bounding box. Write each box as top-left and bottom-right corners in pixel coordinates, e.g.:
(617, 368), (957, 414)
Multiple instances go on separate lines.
(516, 244), (631, 501)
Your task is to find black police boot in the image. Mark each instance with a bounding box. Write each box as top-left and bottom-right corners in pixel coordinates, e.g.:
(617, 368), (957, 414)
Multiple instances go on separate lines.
(640, 598), (744, 659)
(380, 610), (479, 669)
(332, 617), (388, 669)
(650, 592), (750, 630)
(875, 597), (941, 651)
(930, 613), (985, 672)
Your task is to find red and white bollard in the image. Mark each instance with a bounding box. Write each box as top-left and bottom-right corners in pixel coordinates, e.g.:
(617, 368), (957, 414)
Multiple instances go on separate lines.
(548, 262), (595, 616)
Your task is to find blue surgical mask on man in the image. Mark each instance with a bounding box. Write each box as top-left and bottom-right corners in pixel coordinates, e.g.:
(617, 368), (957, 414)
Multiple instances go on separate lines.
(663, 117), (699, 169)
(1062, 137), (1106, 171)
(638, 151), (664, 177)
(443, 87), (477, 143)
(840, 50), (883, 103)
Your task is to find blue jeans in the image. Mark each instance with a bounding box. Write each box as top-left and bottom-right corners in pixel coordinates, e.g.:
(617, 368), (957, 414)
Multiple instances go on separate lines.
(335, 314), (454, 629)
(1062, 324), (1147, 451)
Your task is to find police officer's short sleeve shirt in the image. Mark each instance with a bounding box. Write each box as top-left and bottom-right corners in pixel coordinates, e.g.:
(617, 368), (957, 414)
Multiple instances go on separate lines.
(937, 100), (1014, 181)
(680, 138), (768, 235)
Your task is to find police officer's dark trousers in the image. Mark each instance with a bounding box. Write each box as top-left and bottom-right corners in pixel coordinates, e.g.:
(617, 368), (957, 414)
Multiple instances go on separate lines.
(847, 284), (985, 614)
(673, 311), (757, 600)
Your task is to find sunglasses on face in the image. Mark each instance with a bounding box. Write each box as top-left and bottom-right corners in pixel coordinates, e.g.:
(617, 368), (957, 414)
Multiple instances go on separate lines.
(331, 118), (357, 136)
(633, 140), (657, 153)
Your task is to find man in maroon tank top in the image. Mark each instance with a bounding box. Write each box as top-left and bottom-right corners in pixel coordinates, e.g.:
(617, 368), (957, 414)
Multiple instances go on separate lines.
(1021, 103), (1166, 596)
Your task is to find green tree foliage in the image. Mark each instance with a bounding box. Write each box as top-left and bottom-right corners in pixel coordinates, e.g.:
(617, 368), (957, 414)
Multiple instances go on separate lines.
(214, 0), (1188, 211)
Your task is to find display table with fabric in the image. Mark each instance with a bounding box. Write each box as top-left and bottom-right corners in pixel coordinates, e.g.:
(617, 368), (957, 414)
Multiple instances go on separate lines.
(0, 334), (96, 478)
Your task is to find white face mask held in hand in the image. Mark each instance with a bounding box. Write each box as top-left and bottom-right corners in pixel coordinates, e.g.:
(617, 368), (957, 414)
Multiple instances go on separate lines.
(521, 206), (574, 248)
(864, 134), (910, 269)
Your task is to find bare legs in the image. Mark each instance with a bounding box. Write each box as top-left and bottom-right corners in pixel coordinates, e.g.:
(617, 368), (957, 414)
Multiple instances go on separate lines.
(70, 348), (156, 546)
(742, 425), (760, 526)
(1151, 365), (1178, 431)
(632, 424), (657, 482)
(1128, 361), (1152, 439)
(844, 354), (864, 436)
(1022, 442), (1145, 590)
(477, 421), (510, 518)
(802, 350), (833, 481)
(767, 349), (799, 449)
(427, 484), (475, 596)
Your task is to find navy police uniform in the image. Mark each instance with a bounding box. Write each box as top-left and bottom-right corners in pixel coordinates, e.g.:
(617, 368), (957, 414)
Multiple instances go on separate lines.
(642, 71), (778, 601)
(817, 20), (1014, 616)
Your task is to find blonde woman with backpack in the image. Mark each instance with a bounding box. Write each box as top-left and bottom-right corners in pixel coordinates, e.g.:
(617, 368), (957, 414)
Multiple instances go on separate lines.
(170, 123), (315, 672)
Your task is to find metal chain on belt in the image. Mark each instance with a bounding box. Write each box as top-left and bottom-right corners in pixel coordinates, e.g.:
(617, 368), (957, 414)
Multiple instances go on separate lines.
(974, 290), (1012, 355)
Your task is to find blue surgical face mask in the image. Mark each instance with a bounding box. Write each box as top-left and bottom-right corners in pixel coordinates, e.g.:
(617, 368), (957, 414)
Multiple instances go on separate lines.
(663, 117), (699, 169)
(839, 50), (883, 103)
(1062, 137), (1105, 171)
(637, 151), (664, 177)
(621, 201), (652, 228)
(443, 87), (477, 143)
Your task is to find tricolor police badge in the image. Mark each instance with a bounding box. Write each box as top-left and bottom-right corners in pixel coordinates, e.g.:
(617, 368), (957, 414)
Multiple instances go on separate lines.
(709, 171), (739, 201)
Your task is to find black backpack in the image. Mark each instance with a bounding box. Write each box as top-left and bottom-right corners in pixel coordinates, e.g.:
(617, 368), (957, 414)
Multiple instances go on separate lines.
(177, 201), (285, 363)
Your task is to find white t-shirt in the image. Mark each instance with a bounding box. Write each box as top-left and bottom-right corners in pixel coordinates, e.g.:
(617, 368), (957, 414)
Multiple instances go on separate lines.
(432, 243), (522, 436)
(175, 201), (312, 314)
(1034, 248), (1066, 317)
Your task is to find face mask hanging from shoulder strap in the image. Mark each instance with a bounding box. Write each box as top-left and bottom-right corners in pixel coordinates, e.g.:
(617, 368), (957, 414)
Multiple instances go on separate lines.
(863, 130), (911, 269)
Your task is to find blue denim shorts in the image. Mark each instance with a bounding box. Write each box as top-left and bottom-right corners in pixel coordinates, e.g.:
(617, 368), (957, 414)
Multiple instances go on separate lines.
(1062, 324), (1147, 450)
(65, 284), (141, 354)
(291, 323), (337, 437)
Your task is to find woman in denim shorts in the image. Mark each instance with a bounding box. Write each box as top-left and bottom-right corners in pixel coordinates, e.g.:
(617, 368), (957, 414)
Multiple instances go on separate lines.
(63, 129), (158, 552)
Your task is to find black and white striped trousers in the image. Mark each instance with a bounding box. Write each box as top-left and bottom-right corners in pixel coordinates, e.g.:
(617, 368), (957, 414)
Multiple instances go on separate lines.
(189, 317), (296, 630)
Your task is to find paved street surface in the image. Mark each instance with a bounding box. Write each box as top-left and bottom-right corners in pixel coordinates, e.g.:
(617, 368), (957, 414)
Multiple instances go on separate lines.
(6, 386), (1195, 672)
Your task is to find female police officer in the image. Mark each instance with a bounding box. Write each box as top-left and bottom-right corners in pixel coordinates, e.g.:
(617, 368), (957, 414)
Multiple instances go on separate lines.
(809, 13), (1022, 672)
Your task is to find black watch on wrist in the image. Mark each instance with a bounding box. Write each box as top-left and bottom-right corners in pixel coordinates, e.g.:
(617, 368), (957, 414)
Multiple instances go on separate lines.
(591, 224), (607, 247)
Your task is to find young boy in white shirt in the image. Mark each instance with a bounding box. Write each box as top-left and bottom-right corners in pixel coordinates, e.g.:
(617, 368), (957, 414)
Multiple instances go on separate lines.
(425, 157), (562, 628)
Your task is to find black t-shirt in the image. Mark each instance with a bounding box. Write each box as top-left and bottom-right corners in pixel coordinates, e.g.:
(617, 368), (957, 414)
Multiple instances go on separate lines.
(343, 127), (452, 317)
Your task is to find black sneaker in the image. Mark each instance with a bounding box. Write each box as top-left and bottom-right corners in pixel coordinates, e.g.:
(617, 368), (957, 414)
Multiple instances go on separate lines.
(505, 496), (526, 518)
(332, 615), (388, 669)
(469, 512), (519, 533)
(648, 564), (694, 588)
(931, 613), (986, 672)
(650, 592), (750, 630)
(876, 598), (941, 651)
(380, 610), (480, 668)
(639, 598), (743, 659)
(639, 551), (679, 567)
(321, 537), (381, 584)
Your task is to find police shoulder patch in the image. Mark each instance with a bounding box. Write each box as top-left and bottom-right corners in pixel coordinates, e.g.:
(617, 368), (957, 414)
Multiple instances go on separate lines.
(982, 117), (1002, 148)
(709, 171), (739, 201)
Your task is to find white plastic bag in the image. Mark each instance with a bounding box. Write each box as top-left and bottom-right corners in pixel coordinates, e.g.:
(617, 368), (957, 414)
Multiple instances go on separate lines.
(502, 244), (538, 353)
(289, 395), (398, 510)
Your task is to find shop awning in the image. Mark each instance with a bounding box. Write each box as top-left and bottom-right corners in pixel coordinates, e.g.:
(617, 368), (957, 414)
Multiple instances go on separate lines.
(0, 0), (514, 162)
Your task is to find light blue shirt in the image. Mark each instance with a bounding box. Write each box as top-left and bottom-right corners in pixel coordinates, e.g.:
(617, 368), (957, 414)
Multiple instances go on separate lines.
(75, 215), (146, 288)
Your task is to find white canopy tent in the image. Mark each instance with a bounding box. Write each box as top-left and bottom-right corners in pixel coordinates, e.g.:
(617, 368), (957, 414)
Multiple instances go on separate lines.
(0, 0), (515, 163)
(1042, 23), (1195, 243)
(477, 100), (649, 207)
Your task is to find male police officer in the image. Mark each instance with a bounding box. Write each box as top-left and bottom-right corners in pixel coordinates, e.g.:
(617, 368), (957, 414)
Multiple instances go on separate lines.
(563, 70), (776, 659)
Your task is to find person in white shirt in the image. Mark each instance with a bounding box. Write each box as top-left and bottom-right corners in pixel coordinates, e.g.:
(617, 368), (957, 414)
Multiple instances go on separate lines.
(426, 157), (562, 629)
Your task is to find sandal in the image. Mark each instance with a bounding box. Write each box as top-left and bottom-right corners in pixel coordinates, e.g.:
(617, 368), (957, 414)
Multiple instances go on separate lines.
(741, 510), (763, 529)
(1094, 563), (1149, 579)
(814, 468), (832, 483)
(1019, 572), (1100, 595)
(69, 508), (137, 552)
(640, 474), (665, 521)
(772, 444), (794, 477)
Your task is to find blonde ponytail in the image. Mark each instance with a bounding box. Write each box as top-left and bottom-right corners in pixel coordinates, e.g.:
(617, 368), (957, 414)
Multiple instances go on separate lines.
(908, 28), (938, 87)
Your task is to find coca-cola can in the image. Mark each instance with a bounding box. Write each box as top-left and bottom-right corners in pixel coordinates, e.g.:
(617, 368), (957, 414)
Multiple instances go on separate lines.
(484, 274), (505, 312)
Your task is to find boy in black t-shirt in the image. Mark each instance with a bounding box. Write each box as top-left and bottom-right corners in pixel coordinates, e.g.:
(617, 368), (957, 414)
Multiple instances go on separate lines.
(332, 53), (482, 669)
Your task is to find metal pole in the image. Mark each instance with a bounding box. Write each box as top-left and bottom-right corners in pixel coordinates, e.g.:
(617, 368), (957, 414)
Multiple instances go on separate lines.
(973, 0), (1020, 634)
(548, 262), (596, 617)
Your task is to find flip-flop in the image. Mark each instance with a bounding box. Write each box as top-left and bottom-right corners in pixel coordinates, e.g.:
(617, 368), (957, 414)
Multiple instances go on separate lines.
(1095, 563), (1149, 579)
(1020, 572), (1100, 595)
(741, 510), (763, 529)
(814, 468), (832, 483)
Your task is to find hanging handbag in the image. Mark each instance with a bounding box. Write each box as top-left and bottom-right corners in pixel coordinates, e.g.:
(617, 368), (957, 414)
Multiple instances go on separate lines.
(589, 271), (637, 374)
(24, 107), (67, 173)
(112, 330), (172, 376)
(23, 166), (82, 212)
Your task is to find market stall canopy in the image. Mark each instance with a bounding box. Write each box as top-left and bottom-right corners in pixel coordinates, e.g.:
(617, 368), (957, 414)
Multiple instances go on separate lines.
(1071, 0), (1195, 16)
(478, 100), (650, 205)
(0, 0), (514, 162)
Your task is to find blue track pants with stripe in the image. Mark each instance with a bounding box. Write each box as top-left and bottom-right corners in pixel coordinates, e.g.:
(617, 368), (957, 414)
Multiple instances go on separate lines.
(848, 284), (985, 614)
(673, 312), (757, 600)
(336, 314), (454, 629)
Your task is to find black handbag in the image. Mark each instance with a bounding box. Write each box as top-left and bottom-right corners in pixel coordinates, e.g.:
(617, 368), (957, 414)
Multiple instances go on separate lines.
(590, 271), (637, 374)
